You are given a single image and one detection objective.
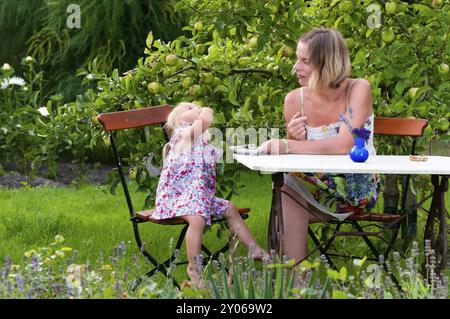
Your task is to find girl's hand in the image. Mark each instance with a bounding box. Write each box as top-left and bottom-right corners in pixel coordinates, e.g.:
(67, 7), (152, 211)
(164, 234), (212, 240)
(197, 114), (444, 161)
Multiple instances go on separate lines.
(258, 139), (287, 154)
(200, 106), (214, 115)
(287, 112), (307, 140)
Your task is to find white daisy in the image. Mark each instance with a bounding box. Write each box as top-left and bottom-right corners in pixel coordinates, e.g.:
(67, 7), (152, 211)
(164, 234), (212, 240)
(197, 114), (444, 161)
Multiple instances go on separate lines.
(1, 80), (8, 90)
(8, 76), (26, 87)
(38, 106), (50, 117)
(2, 63), (11, 71)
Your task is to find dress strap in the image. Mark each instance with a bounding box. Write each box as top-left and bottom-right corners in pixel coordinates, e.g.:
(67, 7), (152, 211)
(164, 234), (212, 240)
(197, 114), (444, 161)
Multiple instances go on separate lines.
(169, 123), (190, 146)
(300, 87), (305, 117)
(346, 79), (356, 109)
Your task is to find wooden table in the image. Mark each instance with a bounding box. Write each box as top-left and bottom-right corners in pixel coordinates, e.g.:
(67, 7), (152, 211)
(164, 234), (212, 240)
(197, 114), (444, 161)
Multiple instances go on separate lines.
(234, 153), (450, 272)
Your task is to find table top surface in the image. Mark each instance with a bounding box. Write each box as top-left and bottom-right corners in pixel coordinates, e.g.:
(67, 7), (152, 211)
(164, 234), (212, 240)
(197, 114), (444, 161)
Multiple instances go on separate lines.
(233, 154), (450, 175)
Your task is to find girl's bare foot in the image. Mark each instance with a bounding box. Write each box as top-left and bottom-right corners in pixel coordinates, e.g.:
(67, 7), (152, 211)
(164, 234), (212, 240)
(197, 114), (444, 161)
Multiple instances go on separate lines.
(187, 266), (203, 289)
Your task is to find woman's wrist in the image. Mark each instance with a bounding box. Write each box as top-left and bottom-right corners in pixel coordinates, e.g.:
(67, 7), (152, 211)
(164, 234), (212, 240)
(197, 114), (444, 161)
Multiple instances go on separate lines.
(281, 139), (289, 154)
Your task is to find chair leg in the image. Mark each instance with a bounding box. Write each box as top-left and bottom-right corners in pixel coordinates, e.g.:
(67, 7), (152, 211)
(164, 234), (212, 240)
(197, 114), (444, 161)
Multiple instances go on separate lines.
(134, 225), (189, 290)
(351, 222), (403, 291)
(298, 227), (337, 269)
(208, 234), (234, 261)
(351, 222), (381, 260)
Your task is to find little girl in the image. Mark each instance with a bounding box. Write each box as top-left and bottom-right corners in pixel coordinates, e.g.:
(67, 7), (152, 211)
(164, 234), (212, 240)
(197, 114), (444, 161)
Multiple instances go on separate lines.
(153, 102), (267, 287)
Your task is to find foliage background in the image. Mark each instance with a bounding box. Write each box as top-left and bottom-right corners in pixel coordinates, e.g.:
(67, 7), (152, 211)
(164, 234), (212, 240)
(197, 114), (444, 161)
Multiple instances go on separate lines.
(0, 0), (186, 99)
(1, 0), (449, 204)
(0, 0), (449, 299)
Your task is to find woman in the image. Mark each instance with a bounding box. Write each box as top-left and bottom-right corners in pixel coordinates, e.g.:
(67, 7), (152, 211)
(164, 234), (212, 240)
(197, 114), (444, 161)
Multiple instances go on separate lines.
(258, 27), (380, 262)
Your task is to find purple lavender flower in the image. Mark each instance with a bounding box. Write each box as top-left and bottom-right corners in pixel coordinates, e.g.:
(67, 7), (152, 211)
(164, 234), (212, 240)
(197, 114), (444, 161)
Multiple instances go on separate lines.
(339, 113), (371, 140)
(339, 113), (353, 133)
(352, 128), (371, 140)
(348, 106), (354, 119)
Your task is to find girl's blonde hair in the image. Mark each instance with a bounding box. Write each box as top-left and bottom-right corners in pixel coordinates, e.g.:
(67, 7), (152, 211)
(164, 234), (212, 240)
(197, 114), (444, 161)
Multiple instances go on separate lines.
(163, 102), (210, 160)
(299, 27), (351, 92)
(165, 102), (197, 138)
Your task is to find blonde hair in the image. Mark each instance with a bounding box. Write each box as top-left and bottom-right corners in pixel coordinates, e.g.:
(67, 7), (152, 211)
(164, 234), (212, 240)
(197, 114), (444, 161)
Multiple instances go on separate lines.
(163, 102), (210, 160)
(165, 102), (198, 138)
(299, 27), (351, 92)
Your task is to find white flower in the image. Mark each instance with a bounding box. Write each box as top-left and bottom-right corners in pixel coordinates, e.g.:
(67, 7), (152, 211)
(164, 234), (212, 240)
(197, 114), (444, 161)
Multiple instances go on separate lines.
(86, 73), (94, 80)
(25, 56), (33, 62)
(38, 107), (50, 117)
(9, 76), (26, 86)
(2, 63), (11, 71)
(1, 76), (26, 89)
(55, 234), (65, 243)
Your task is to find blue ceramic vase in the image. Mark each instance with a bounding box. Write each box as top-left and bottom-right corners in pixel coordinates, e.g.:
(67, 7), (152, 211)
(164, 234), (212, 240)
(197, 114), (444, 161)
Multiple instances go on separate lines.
(349, 137), (369, 162)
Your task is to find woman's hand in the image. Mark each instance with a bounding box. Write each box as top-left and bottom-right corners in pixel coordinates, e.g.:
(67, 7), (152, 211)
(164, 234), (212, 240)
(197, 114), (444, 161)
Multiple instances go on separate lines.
(287, 112), (307, 140)
(258, 139), (288, 154)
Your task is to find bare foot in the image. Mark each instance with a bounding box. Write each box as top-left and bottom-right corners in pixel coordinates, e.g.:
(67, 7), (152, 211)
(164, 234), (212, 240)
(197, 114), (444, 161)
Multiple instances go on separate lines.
(187, 267), (203, 289)
(251, 248), (270, 261)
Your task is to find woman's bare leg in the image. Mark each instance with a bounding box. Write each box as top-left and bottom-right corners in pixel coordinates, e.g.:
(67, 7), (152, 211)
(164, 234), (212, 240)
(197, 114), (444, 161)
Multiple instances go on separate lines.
(281, 184), (331, 263)
(181, 215), (206, 286)
(224, 201), (268, 259)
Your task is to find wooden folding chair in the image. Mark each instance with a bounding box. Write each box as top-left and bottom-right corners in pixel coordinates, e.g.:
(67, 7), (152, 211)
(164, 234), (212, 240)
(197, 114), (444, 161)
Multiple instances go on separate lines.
(274, 117), (428, 286)
(97, 104), (250, 288)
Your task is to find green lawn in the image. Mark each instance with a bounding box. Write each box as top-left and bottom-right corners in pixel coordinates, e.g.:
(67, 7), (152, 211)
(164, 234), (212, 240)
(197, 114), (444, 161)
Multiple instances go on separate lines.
(0, 171), (272, 265)
(0, 170), (448, 282)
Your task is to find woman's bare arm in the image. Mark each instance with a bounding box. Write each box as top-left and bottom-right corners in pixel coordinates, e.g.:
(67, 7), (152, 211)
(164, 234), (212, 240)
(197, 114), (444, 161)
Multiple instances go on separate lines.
(287, 79), (372, 154)
(284, 89), (307, 140)
(260, 79), (373, 155)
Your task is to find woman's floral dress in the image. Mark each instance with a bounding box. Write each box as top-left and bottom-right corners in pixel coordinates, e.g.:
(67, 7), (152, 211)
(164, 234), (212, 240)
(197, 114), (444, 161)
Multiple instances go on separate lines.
(285, 114), (380, 218)
(153, 123), (229, 225)
(285, 86), (380, 219)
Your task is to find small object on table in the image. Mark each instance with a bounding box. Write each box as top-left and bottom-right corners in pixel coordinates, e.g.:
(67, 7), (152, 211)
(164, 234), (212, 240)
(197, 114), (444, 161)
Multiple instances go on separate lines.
(230, 144), (259, 155)
(409, 155), (428, 162)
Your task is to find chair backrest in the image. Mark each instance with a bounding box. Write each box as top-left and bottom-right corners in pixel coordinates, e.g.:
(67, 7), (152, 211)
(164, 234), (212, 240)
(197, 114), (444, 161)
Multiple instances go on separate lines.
(97, 104), (173, 218)
(374, 117), (427, 137)
(98, 104), (172, 132)
(373, 116), (428, 217)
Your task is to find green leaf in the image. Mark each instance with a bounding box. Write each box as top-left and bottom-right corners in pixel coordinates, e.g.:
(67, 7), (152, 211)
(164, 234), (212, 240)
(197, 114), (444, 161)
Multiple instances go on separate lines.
(332, 290), (348, 299)
(334, 16), (344, 28)
(300, 260), (320, 269)
(366, 28), (375, 39)
(257, 34), (269, 52)
(103, 287), (115, 299)
(326, 269), (341, 281)
(395, 81), (407, 95)
(339, 266), (347, 281)
(353, 50), (367, 67)
(146, 32), (153, 49)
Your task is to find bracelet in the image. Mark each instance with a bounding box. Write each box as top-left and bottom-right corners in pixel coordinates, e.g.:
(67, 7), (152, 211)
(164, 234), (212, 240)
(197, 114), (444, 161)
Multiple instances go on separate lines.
(281, 139), (289, 154)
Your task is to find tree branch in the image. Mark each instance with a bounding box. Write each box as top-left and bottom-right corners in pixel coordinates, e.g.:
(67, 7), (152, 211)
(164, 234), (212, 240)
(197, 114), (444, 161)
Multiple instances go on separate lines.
(230, 68), (273, 76)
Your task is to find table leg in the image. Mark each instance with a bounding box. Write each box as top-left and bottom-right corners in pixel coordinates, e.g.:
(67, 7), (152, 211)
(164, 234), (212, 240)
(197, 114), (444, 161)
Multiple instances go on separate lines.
(423, 175), (448, 276)
(268, 172), (285, 255)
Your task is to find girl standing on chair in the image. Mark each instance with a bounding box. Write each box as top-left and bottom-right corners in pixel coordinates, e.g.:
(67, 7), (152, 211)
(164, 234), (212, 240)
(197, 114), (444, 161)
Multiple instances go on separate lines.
(153, 102), (267, 287)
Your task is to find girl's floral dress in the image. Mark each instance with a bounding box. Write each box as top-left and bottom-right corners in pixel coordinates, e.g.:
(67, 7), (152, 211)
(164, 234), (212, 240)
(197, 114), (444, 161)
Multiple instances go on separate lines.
(153, 123), (229, 225)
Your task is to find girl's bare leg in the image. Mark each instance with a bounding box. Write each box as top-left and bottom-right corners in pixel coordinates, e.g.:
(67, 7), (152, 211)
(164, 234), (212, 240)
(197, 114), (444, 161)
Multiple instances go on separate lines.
(224, 201), (268, 260)
(181, 215), (206, 287)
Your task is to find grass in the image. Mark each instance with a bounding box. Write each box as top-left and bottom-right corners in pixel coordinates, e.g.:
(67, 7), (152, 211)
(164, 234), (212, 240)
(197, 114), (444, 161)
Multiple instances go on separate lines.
(0, 170), (273, 284)
(0, 169), (448, 284)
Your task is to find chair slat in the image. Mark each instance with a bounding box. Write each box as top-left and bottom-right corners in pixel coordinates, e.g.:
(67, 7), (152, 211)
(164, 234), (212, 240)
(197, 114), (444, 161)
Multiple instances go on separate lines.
(135, 207), (251, 225)
(374, 117), (427, 137)
(98, 104), (172, 131)
(346, 212), (402, 222)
